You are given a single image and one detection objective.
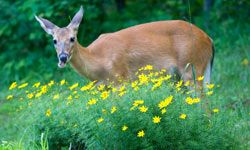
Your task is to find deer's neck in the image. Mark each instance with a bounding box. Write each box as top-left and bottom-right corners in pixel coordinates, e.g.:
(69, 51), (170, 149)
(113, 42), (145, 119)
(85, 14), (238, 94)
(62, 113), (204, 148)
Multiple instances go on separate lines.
(69, 42), (94, 80)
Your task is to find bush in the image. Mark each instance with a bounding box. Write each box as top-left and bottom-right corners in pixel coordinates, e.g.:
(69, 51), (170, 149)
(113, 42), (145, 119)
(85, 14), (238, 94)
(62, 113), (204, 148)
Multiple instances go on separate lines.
(4, 66), (247, 149)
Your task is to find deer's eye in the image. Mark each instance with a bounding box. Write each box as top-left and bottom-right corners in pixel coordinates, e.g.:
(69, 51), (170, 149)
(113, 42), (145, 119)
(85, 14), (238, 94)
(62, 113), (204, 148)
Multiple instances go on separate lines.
(70, 37), (75, 43)
(53, 39), (57, 44)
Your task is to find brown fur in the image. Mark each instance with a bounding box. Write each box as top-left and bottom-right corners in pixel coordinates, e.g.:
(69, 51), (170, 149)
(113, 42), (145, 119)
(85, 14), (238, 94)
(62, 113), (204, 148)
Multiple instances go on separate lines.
(69, 20), (213, 86)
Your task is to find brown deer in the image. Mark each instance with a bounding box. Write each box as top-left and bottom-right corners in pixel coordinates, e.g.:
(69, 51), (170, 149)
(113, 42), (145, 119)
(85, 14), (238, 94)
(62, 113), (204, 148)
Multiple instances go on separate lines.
(35, 6), (214, 87)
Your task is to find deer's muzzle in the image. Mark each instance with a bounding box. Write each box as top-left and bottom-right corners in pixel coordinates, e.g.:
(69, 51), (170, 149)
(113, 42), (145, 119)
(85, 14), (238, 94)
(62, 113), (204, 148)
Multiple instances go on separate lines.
(58, 53), (69, 68)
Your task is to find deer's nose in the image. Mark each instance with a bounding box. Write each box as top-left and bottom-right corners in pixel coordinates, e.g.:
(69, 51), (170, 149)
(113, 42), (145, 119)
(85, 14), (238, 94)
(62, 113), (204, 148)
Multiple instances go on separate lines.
(59, 54), (68, 63)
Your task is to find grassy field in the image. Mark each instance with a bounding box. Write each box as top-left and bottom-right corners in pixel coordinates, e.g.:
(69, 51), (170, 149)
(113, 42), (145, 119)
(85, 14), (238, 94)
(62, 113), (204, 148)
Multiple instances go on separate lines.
(0, 22), (249, 149)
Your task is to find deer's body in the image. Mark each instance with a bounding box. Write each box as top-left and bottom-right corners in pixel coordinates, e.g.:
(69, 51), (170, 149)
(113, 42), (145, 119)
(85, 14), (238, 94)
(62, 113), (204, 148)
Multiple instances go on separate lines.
(36, 7), (214, 87)
(70, 20), (213, 85)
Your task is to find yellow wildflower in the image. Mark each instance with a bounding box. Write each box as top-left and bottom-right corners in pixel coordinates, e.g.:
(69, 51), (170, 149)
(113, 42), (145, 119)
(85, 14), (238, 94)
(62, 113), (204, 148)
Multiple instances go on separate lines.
(158, 95), (173, 109)
(193, 97), (200, 103)
(184, 80), (190, 86)
(176, 80), (183, 88)
(80, 81), (96, 91)
(6, 95), (13, 100)
(111, 106), (117, 114)
(152, 116), (161, 124)
(161, 108), (167, 114)
(179, 114), (187, 119)
(139, 105), (148, 113)
(242, 58), (249, 66)
(133, 100), (144, 107)
(137, 130), (145, 137)
(112, 87), (117, 92)
(35, 92), (42, 98)
(60, 79), (66, 86)
(9, 82), (17, 90)
(185, 97), (200, 105)
(118, 91), (126, 97)
(18, 83), (28, 89)
(213, 108), (219, 113)
(97, 117), (104, 123)
(101, 91), (109, 100)
(41, 85), (48, 94)
(118, 86), (125, 92)
(138, 73), (149, 84)
(67, 95), (72, 100)
(53, 94), (59, 100)
(122, 125), (128, 131)
(33, 82), (40, 88)
(27, 93), (34, 99)
(144, 65), (153, 70)
(87, 99), (97, 105)
(206, 91), (213, 96)
(197, 76), (204, 81)
(131, 81), (138, 88)
(206, 84), (215, 89)
(97, 84), (105, 91)
(69, 83), (79, 90)
(48, 80), (55, 86)
(46, 109), (52, 117)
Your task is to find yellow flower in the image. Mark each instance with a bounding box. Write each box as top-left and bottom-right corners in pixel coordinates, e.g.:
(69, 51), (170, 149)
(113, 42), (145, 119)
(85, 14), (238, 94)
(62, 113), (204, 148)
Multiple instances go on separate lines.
(213, 108), (219, 113)
(138, 74), (149, 84)
(87, 99), (97, 105)
(137, 130), (145, 137)
(97, 117), (104, 123)
(144, 65), (153, 70)
(27, 93), (34, 99)
(185, 97), (200, 105)
(158, 95), (173, 109)
(6, 95), (13, 100)
(206, 84), (215, 89)
(53, 94), (59, 100)
(69, 83), (79, 90)
(73, 91), (78, 95)
(118, 86), (125, 92)
(46, 109), (52, 117)
(111, 106), (117, 114)
(241, 58), (249, 66)
(97, 84), (105, 91)
(152, 116), (161, 124)
(41, 85), (48, 94)
(197, 76), (204, 81)
(35, 92), (42, 98)
(33, 82), (41, 88)
(67, 95), (72, 100)
(131, 81), (138, 88)
(179, 114), (187, 119)
(48, 80), (55, 87)
(206, 91), (213, 96)
(18, 83), (28, 89)
(101, 91), (109, 100)
(118, 91), (126, 97)
(81, 81), (96, 91)
(60, 79), (66, 86)
(161, 108), (167, 114)
(111, 87), (117, 92)
(133, 100), (144, 107)
(139, 105), (148, 113)
(122, 125), (128, 131)
(176, 80), (183, 88)
(9, 82), (17, 90)
(184, 80), (190, 86)
(151, 81), (163, 91)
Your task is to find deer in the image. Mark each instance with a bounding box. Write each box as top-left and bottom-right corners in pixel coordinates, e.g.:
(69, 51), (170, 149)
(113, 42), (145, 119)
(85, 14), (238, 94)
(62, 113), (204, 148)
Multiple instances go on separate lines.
(35, 6), (214, 89)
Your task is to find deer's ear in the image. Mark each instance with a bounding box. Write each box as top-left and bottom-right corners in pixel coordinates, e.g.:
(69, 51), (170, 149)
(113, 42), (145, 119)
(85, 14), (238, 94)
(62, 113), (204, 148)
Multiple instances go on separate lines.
(67, 6), (84, 31)
(35, 15), (57, 35)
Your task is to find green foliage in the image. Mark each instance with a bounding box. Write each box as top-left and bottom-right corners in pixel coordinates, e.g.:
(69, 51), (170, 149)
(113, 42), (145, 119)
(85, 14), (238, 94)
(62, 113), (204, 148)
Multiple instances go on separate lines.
(2, 68), (248, 149)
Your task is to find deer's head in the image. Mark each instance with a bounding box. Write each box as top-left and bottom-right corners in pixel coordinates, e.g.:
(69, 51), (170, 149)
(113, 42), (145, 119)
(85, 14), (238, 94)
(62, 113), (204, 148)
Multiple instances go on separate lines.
(35, 6), (84, 68)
